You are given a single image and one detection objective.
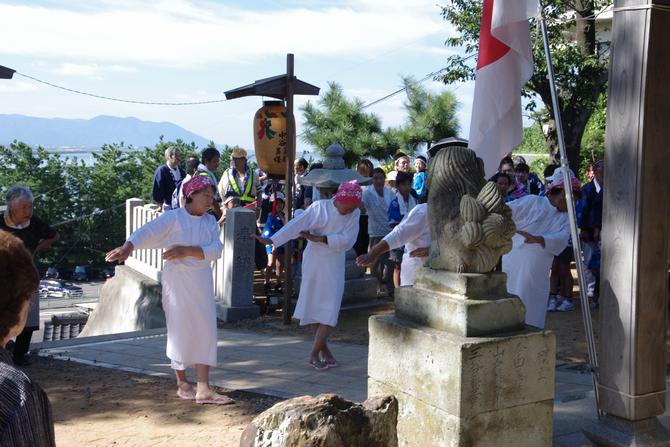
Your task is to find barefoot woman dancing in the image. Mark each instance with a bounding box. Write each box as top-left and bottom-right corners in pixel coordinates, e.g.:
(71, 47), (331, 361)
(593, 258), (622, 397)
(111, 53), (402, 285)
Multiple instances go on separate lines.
(257, 181), (362, 370)
(106, 175), (233, 405)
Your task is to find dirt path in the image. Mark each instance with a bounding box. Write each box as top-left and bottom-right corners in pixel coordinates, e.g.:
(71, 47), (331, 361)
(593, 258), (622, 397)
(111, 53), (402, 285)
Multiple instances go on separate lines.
(24, 357), (280, 447)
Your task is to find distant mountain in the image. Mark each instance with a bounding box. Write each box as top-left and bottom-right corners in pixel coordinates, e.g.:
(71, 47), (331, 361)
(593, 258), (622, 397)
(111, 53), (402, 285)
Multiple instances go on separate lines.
(0, 114), (212, 148)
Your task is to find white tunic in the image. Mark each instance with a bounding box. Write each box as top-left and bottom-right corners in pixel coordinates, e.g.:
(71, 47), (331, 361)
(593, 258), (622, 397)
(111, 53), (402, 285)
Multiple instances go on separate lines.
(383, 204), (431, 286)
(271, 200), (360, 327)
(502, 195), (570, 329)
(127, 208), (223, 369)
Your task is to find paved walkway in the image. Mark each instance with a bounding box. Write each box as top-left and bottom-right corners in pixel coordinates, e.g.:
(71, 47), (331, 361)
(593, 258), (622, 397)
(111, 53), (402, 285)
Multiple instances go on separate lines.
(38, 328), (670, 446)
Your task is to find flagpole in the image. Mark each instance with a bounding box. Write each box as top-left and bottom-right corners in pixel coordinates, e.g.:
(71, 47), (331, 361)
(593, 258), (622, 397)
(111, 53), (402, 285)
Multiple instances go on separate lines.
(538, 5), (603, 419)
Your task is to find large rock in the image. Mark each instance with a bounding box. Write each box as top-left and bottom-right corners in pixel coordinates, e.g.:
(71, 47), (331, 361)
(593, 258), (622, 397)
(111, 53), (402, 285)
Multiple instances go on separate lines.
(80, 265), (165, 337)
(239, 394), (398, 447)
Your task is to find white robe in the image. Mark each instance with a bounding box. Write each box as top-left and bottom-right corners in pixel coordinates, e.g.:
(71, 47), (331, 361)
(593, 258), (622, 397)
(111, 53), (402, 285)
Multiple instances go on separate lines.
(271, 200), (360, 327)
(382, 204), (431, 286)
(502, 195), (570, 329)
(127, 208), (223, 369)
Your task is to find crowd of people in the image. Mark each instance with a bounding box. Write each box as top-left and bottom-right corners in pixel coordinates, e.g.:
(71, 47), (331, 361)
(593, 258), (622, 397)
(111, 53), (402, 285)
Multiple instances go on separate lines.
(0, 142), (605, 444)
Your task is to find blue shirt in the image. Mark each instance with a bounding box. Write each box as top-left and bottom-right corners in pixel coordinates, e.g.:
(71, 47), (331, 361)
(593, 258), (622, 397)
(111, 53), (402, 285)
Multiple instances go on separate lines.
(262, 214), (284, 252)
(412, 171), (427, 199)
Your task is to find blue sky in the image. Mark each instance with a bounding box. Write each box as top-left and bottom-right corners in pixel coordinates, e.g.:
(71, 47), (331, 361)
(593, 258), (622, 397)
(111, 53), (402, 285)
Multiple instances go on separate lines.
(0, 0), (477, 154)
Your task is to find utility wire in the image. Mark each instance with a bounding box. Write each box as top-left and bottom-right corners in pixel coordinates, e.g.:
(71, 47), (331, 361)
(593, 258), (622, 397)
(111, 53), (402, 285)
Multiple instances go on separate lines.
(52, 202), (125, 228)
(361, 68), (448, 110)
(15, 72), (228, 106)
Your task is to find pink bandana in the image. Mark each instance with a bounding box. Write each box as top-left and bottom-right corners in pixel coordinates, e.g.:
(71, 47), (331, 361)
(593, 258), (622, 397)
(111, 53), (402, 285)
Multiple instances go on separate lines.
(183, 175), (215, 199)
(334, 180), (362, 206)
(548, 170), (582, 193)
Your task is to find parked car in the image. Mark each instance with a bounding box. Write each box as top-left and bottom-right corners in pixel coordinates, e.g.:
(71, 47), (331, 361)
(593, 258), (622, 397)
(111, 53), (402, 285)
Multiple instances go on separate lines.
(39, 280), (83, 299)
(45, 267), (59, 279)
(102, 267), (116, 280)
(73, 265), (89, 281)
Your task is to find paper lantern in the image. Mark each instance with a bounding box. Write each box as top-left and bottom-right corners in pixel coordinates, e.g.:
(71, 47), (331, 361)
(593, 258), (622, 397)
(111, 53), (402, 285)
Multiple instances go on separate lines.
(253, 101), (295, 178)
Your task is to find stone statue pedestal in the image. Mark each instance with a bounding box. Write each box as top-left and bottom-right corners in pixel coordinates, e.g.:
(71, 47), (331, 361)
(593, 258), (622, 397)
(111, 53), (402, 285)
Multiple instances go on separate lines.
(368, 267), (556, 446)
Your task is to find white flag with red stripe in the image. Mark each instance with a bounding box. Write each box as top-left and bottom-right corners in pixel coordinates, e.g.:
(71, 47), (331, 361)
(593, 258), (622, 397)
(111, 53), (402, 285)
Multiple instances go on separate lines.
(468, 0), (539, 177)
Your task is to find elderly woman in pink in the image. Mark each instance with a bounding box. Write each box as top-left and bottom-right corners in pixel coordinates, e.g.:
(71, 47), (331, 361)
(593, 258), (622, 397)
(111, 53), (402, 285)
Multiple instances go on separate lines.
(258, 181), (362, 370)
(106, 175), (231, 405)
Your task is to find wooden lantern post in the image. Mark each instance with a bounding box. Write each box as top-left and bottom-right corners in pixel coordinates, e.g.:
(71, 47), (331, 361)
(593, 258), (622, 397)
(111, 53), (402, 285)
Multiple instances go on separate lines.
(224, 54), (320, 325)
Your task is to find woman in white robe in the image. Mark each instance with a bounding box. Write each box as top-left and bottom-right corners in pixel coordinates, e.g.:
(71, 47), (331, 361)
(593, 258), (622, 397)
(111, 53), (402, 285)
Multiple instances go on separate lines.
(356, 203), (431, 287)
(106, 176), (232, 405)
(502, 171), (581, 329)
(259, 181), (362, 371)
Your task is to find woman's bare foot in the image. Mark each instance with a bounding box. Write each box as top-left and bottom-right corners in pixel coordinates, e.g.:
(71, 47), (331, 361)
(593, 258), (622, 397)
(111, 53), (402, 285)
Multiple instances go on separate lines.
(176, 382), (196, 400)
(320, 346), (338, 367)
(195, 389), (235, 405)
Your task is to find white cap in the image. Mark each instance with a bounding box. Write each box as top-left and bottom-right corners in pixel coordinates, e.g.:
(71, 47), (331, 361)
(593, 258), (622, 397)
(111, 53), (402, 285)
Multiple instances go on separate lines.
(386, 171), (397, 182)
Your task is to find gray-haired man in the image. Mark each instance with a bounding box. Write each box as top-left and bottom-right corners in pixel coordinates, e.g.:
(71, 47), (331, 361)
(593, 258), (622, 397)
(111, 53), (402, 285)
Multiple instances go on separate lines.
(152, 146), (186, 211)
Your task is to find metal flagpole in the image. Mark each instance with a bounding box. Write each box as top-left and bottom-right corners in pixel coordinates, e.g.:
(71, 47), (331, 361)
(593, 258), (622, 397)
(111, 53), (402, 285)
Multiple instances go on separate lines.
(538, 6), (603, 418)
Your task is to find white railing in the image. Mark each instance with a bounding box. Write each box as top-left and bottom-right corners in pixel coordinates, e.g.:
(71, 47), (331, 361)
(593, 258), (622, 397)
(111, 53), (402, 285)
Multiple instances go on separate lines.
(124, 198), (226, 299)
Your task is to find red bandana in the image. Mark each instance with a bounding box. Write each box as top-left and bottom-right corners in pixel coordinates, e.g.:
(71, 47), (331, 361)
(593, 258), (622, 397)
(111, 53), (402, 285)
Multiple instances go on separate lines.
(334, 180), (362, 206)
(183, 175), (215, 198)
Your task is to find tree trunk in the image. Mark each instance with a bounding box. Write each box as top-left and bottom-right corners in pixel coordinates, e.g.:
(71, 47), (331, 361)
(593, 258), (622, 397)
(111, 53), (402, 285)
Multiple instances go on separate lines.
(541, 101), (599, 174)
(534, 3), (607, 175)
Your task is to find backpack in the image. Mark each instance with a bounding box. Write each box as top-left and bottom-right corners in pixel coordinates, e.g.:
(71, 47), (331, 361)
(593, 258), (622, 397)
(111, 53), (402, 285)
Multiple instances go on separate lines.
(171, 178), (185, 209)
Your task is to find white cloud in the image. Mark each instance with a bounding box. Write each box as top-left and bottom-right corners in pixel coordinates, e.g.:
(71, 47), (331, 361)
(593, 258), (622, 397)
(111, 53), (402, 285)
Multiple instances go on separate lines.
(0, 1), (452, 67)
(51, 63), (138, 79)
(0, 81), (40, 93)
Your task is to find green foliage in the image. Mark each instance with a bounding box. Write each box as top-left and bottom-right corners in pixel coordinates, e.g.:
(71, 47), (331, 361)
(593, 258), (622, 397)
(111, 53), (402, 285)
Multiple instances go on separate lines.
(529, 157), (551, 180)
(440, 0), (611, 171)
(300, 79), (461, 165)
(514, 124), (547, 154)
(300, 82), (402, 166)
(579, 91), (607, 178)
(398, 76), (460, 151)
(0, 138), (206, 273)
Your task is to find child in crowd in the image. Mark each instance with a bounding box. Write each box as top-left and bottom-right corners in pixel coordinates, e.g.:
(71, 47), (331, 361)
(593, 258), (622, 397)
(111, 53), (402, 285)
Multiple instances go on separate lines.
(412, 155), (428, 203)
(494, 173), (513, 202)
(105, 176), (233, 405)
(514, 162), (544, 196)
(262, 192), (286, 295)
(357, 159), (373, 178)
(362, 168), (393, 291)
(388, 171), (416, 289)
(386, 170), (397, 190)
(221, 192), (241, 223)
(257, 181), (362, 371)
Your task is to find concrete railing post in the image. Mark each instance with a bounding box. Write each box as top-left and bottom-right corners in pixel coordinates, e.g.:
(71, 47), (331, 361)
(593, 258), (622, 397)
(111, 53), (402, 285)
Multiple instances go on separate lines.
(126, 198), (144, 240)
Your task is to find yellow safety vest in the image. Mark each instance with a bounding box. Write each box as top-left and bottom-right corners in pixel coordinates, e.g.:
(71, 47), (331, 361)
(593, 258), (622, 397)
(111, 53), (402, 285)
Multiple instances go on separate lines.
(227, 169), (255, 203)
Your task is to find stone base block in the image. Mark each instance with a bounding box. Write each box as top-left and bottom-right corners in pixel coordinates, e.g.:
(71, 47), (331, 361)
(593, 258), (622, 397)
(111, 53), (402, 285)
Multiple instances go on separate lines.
(369, 379), (552, 447)
(294, 275), (378, 305)
(216, 304), (260, 323)
(368, 315), (555, 446)
(395, 286), (525, 337)
(342, 276), (378, 304)
(81, 265), (165, 337)
(583, 415), (670, 447)
(395, 268), (525, 336)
